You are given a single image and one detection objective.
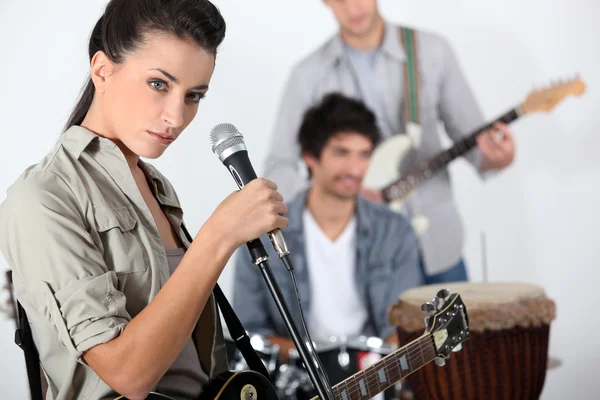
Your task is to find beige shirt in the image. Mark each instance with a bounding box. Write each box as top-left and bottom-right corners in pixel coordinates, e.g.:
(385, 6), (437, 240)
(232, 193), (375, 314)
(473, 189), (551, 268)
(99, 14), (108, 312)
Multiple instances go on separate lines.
(0, 126), (228, 399)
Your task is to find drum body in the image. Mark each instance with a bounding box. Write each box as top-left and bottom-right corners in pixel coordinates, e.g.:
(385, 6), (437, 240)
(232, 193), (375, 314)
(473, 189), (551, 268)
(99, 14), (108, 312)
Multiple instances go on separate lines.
(389, 282), (556, 400)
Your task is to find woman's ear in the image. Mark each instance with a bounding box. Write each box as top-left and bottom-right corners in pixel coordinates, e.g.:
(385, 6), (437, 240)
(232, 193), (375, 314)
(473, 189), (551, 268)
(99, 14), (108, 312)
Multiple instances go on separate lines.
(89, 51), (114, 95)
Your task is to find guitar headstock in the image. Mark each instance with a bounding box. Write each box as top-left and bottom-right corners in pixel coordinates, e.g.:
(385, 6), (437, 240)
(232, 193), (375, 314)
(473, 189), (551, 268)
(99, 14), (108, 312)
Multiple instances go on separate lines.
(522, 76), (586, 114)
(421, 289), (470, 366)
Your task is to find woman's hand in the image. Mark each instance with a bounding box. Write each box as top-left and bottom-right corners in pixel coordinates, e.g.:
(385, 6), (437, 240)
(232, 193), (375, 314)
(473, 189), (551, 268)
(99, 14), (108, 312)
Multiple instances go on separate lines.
(205, 179), (289, 251)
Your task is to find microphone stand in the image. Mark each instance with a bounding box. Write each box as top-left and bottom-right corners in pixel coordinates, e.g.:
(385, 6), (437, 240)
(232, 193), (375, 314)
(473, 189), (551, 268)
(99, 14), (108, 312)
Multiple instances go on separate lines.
(245, 239), (335, 400)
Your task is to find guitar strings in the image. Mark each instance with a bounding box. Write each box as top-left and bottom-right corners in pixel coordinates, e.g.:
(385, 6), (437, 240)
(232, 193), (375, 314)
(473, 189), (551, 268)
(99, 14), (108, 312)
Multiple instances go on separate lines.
(334, 346), (436, 399)
(332, 345), (436, 400)
(330, 338), (436, 399)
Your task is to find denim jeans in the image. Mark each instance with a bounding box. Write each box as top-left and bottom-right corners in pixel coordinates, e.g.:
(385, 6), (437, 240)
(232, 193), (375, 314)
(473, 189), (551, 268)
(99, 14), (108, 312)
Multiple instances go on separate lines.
(421, 257), (468, 284)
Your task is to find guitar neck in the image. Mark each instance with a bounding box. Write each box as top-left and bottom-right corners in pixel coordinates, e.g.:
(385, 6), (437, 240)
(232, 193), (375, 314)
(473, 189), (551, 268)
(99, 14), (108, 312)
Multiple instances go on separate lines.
(381, 106), (522, 202)
(312, 334), (436, 400)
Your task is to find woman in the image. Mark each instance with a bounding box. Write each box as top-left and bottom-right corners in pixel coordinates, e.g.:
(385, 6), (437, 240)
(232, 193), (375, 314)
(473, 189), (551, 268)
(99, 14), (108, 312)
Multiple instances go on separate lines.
(0, 1), (288, 399)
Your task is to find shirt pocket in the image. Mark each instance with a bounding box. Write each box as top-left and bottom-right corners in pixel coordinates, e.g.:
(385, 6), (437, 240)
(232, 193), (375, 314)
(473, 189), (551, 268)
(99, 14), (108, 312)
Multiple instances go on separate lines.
(93, 205), (149, 274)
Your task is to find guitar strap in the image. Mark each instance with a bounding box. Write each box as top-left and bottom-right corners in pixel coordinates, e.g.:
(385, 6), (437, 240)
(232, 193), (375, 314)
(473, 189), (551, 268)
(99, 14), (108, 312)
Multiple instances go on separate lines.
(14, 297), (43, 400)
(180, 224), (273, 383)
(398, 27), (422, 145)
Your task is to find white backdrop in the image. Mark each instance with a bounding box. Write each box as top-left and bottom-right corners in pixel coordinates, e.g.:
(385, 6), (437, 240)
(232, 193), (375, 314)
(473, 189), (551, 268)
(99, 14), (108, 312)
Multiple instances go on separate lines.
(1, 0), (599, 398)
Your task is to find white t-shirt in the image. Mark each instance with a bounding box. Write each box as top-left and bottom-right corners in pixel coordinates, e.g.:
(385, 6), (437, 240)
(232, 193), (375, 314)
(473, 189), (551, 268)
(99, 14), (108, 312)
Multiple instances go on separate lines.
(303, 209), (368, 343)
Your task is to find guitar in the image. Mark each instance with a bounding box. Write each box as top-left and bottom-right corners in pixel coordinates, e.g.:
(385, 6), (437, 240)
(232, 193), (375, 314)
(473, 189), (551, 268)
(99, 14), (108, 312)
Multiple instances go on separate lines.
(363, 77), (586, 235)
(2, 270), (16, 325)
(118, 288), (470, 400)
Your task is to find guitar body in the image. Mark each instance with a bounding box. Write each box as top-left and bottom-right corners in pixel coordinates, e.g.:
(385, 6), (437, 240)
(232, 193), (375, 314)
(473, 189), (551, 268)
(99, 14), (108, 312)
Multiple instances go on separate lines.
(363, 135), (430, 236)
(364, 134), (412, 198)
(117, 370), (280, 400)
(200, 370), (279, 400)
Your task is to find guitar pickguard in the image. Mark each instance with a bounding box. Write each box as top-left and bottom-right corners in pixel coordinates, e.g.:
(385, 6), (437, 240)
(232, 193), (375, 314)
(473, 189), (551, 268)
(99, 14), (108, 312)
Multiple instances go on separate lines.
(363, 134), (413, 191)
(364, 135), (430, 237)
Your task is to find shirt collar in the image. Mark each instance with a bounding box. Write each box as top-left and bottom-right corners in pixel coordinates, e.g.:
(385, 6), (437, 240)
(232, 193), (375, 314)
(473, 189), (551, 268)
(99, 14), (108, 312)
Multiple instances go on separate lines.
(58, 125), (182, 211)
(138, 160), (182, 210)
(59, 125), (107, 159)
(285, 188), (372, 237)
(326, 20), (406, 66)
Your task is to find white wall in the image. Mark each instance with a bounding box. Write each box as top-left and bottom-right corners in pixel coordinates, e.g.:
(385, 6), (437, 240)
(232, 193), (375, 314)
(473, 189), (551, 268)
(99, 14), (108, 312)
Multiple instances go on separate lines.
(1, 0), (598, 398)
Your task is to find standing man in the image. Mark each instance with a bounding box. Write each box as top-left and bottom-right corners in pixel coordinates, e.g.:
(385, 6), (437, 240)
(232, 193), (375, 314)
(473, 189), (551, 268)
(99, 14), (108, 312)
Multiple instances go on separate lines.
(263, 0), (515, 283)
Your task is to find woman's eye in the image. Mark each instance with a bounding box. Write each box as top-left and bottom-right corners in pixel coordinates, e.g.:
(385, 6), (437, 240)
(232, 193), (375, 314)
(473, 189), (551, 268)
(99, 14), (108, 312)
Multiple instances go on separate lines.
(187, 92), (205, 103)
(149, 80), (167, 90)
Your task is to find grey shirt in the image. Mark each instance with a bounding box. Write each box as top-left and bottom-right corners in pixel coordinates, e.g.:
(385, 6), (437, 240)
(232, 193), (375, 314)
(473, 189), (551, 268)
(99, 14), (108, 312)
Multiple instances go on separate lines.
(0, 126), (228, 399)
(344, 45), (395, 139)
(156, 248), (205, 399)
(263, 21), (489, 275)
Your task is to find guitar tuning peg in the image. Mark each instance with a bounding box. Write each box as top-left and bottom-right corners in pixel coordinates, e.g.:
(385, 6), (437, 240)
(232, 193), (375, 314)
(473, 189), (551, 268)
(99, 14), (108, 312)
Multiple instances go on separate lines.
(421, 302), (435, 314)
(434, 356), (446, 367)
(452, 343), (463, 352)
(436, 289), (450, 300)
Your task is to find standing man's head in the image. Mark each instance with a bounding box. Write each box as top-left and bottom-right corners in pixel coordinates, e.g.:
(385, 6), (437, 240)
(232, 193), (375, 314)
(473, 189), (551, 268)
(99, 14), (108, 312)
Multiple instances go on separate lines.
(299, 93), (381, 200)
(323, 0), (382, 40)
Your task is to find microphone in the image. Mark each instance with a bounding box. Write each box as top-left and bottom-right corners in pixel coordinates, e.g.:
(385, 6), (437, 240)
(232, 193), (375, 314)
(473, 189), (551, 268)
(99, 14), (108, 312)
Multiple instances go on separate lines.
(209, 122), (290, 260)
(210, 124), (334, 400)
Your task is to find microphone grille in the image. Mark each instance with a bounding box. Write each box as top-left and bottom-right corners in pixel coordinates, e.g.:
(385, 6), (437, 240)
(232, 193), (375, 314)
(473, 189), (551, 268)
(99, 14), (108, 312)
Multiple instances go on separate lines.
(209, 123), (246, 158)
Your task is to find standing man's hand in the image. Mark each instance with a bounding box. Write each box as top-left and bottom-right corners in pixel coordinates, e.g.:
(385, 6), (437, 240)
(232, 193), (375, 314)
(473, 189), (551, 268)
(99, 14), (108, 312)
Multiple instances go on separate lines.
(477, 122), (515, 170)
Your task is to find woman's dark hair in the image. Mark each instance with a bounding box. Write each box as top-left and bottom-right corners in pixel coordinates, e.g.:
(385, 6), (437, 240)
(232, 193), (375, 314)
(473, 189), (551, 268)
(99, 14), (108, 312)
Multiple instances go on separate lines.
(64, 0), (226, 131)
(298, 92), (382, 160)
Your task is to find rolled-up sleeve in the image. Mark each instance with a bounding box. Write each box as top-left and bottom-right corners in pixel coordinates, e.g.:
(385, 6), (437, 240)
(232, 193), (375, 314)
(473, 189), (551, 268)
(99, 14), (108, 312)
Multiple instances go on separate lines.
(0, 171), (130, 360)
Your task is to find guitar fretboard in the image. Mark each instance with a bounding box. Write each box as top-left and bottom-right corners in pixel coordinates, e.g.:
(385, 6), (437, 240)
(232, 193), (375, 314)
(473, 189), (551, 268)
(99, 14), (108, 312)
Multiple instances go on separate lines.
(312, 335), (436, 400)
(381, 107), (521, 202)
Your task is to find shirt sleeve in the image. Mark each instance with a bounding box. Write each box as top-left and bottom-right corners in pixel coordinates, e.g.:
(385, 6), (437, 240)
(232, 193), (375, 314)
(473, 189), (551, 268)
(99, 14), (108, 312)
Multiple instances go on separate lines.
(376, 220), (424, 340)
(262, 64), (313, 201)
(437, 36), (495, 179)
(0, 171), (131, 362)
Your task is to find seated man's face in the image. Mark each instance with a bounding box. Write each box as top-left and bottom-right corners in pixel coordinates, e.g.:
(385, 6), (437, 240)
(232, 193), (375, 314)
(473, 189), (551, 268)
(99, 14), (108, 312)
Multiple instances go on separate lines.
(305, 131), (373, 200)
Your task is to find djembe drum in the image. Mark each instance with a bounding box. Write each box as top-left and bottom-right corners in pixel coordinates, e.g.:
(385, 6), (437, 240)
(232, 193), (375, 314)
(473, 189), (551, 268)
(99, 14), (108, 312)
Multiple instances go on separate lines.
(389, 282), (556, 400)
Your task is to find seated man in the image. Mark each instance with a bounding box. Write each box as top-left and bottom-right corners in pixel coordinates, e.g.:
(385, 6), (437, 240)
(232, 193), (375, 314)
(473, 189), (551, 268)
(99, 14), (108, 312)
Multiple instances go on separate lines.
(232, 93), (424, 359)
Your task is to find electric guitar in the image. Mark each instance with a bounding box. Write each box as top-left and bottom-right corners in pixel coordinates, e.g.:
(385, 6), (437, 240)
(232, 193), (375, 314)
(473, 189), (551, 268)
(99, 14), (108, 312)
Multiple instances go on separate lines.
(117, 288), (470, 400)
(363, 76), (586, 235)
(1, 270), (16, 324)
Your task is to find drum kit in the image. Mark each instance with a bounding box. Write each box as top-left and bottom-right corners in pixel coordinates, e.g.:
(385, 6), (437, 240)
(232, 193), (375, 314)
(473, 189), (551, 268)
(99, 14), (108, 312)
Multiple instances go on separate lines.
(226, 281), (558, 400)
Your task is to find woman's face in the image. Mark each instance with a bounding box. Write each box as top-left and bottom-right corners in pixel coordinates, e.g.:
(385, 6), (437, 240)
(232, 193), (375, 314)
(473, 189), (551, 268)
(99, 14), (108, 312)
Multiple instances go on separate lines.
(91, 33), (216, 159)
